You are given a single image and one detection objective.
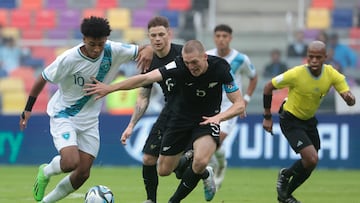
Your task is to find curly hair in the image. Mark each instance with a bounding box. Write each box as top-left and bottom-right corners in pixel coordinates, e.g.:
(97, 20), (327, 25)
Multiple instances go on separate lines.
(81, 16), (112, 38)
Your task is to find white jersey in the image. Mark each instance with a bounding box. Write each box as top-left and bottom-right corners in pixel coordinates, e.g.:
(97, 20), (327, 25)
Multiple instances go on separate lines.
(206, 48), (256, 110)
(43, 40), (138, 125)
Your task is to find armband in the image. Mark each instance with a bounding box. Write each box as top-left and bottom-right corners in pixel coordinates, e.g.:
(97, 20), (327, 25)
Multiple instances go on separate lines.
(263, 94), (272, 109)
(244, 94), (251, 103)
(24, 96), (37, 112)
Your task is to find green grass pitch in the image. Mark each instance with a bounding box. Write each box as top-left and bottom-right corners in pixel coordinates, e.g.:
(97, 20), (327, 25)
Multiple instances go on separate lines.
(0, 166), (359, 202)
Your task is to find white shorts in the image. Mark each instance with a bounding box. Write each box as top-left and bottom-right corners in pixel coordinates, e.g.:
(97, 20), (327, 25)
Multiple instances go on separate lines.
(220, 116), (238, 135)
(50, 117), (100, 158)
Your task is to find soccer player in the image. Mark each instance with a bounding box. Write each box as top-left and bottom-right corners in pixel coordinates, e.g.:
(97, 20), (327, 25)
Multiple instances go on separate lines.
(19, 16), (152, 203)
(119, 16), (184, 203)
(206, 24), (258, 190)
(84, 40), (246, 202)
(262, 40), (356, 203)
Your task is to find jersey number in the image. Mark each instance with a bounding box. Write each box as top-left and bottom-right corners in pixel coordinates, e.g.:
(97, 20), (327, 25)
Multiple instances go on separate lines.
(196, 89), (206, 97)
(73, 75), (85, 86)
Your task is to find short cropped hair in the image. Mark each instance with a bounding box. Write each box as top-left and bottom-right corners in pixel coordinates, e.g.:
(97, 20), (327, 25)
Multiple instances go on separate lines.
(182, 40), (205, 54)
(147, 16), (170, 30)
(214, 24), (232, 34)
(81, 16), (111, 38)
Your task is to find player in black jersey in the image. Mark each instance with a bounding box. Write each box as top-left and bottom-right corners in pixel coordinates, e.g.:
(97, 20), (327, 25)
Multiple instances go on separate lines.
(84, 40), (246, 202)
(119, 16), (183, 203)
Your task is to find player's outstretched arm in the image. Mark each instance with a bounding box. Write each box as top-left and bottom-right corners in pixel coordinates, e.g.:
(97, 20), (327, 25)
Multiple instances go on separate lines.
(19, 75), (47, 131)
(121, 87), (151, 145)
(84, 69), (163, 100)
(262, 80), (276, 134)
(200, 90), (245, 125)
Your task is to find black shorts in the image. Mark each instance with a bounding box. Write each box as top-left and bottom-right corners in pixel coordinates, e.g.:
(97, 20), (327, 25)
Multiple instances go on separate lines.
(279, 110), (320, 153)
(142, 107), (171, 156)
(160, 122), (220, 156)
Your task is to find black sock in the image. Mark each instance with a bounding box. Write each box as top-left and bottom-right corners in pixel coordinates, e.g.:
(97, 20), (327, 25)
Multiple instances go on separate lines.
(174, 154), (192, 179)
(201, 168), (209, 179)
(283, 159), (303, 178)
(169, 166), (202, 202)
(287, 161), (312, 195)
(143, 165), (158, 202)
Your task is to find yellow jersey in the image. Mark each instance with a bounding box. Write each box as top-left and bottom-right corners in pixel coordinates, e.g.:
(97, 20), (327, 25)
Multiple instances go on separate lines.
(271, 64), (349, 120)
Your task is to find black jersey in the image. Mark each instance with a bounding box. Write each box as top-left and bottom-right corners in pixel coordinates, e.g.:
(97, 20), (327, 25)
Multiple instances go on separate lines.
(144, 43), (183, 102)
(159, 55), (236, 123)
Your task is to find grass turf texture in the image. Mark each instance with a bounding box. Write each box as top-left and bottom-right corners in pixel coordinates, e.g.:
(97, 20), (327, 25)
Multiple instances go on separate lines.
(0, 166), (359, 203)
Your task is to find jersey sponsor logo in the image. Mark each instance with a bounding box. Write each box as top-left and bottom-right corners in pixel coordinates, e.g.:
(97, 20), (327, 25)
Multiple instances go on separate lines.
(208, 82), (218, 88)
(165, 61), (177, 70)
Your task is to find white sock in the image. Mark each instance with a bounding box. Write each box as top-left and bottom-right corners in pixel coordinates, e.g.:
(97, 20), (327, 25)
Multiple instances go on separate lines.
(43, 155), (62, 178)
(42, 174), (75, 203)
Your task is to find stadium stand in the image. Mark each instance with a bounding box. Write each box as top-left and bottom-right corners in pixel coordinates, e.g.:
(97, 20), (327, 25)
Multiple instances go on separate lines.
(132, 9), (155, 28)
(0, 9), (9, 26)
(167, 0), (192, 11)
(311, 0), (334, 9)
(0, 0), (16, 9)
(0, 0), (359, 114)
(331, 8), (354, 28)
(95, 0), (117, 9)
(107, 8), (131, 30)
(123, 28), (146, 43)
(57, 9), (81, 30)
(9, 9), (32, 29)
(0, 77), (26, 114)
(306, 8), (331, 29)
(82, 8), (106, 18)
(33, 9), (57, 30)
(19, 0), (43, 10)
(45, 0), (67, 10)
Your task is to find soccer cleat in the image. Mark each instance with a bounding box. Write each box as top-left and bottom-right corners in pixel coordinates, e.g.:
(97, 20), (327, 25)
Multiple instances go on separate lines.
(33, 164), (50, 201)
(278, 195), (301, 203)
(203, 166), (216, 201)
(143, 200), (155, 203)
(277, 168), (290, 201)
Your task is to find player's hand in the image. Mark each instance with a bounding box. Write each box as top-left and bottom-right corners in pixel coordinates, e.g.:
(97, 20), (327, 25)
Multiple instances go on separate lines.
(136, 45), (153, 73)
(262, 119), (274, 135)
(120, 126), (133, 145)
(83, 77), (111, 100)
(239, 110), (247, 119)
(19, 111), (31, 131)
(342, 91), (356, 106)
(200, 115), (220, 125)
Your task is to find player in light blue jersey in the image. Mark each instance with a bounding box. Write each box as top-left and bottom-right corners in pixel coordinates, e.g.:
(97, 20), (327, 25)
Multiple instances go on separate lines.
(206, 24), (258, 190)
(19, 16), (152, 203)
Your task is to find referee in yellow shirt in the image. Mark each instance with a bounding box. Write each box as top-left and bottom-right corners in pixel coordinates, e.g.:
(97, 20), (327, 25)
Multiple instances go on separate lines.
(262, 41), (356, 203)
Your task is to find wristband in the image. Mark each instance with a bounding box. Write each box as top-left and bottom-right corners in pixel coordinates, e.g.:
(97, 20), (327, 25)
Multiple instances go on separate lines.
(244, 94), (251, 103)
(263, 114), (272, 120)
(263, 94), (272, 109)
(24, 96), (37, 112)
